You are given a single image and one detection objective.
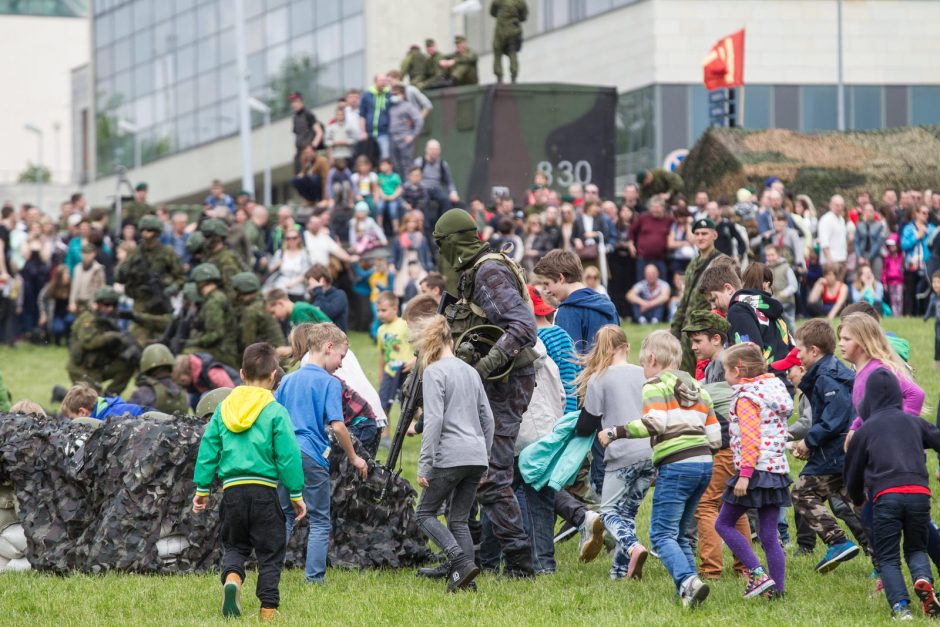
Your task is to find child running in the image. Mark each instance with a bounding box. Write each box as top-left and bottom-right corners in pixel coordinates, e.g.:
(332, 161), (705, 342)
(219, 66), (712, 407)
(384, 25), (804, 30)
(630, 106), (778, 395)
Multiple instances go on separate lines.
(714, 342), (793, 599)
(599, 330), (719, 607)
(574, 325), (652, 580)
(413, 314), (494, 592)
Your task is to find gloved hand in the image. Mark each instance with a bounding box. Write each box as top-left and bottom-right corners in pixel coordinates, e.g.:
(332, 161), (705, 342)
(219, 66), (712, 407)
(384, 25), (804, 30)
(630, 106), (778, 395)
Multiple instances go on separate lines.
(474, 345), (510, 380)
(118, 310), (136, 321)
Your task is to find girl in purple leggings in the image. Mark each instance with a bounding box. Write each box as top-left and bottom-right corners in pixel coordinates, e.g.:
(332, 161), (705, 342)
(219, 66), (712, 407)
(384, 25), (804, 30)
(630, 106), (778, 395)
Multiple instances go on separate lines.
(715, 343), (793, 599)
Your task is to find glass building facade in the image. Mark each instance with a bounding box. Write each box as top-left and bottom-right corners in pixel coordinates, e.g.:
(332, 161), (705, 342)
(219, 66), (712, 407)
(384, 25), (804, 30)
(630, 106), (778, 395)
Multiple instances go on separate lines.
(0, 0), (86, 16)
(92, 0), (364, 177)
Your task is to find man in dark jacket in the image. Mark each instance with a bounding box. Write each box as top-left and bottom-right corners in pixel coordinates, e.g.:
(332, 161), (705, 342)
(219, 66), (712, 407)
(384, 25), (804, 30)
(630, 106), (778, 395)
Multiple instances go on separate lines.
(289, 92), (323, 174)
(790, 319), (863, 574)
(306, 264), (349, 332)
(844, 368), (940, 619)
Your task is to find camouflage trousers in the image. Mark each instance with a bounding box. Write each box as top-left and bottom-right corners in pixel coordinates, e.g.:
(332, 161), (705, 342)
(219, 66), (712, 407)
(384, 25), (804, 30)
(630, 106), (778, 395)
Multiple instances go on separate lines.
(477, 369), (535, 555)
(67, 360), (134, 397)
(792, 473), (861, 547)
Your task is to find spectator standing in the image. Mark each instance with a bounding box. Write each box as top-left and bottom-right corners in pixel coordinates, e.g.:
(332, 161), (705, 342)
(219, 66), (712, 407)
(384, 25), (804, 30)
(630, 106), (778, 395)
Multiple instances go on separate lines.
(324, 105), (356, 163)
(608, 204), (636, 318)
(359, 74), (392, 161)
(854, 203), (886, 280)
(414, 140), (459, 225)
(161, 212), (190, 264)
(68, 242), (105, 314)
(265, 229), (310, 301)
(289, 92), (323, 175)
(901, 205), (935, 316)
(883, 235), (904, 316)
(388, 84), (424, 179)
(630, 196), (672, 282)
(818, 195), (848, 266)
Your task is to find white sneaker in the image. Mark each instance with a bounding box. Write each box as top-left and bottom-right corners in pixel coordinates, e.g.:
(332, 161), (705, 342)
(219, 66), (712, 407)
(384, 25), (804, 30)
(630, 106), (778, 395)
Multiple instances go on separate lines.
(638, 316), (648, 324)
(578, 510), (605, 563)
(680, 575), (710, 608)
(650, 317), (659, 324)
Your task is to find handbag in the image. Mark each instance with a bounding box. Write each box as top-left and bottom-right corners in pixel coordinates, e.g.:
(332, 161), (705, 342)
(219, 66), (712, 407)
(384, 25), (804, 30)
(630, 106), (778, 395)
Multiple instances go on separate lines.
(577, 240), (599, 261)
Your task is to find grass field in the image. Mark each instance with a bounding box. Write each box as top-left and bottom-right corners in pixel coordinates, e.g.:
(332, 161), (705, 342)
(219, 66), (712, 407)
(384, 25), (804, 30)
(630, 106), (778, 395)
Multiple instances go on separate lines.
(0, 318), (939, 625)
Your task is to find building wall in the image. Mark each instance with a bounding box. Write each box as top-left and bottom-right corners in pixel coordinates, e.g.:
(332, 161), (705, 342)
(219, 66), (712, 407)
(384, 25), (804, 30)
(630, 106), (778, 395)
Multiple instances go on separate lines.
(0, 15), (88, 198)
(363, 0), (453, 80)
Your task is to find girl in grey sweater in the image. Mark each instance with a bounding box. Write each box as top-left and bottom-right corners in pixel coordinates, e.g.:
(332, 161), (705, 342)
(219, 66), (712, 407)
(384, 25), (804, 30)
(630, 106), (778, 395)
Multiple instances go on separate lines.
(414, 314), (494, 592)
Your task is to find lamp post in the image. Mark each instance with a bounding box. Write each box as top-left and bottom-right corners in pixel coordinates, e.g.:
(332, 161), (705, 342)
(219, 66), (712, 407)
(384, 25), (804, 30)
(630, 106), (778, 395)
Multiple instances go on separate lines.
(24, 123), (43, 211)
(248, 97), (272, 207)
(118, 118), (141, 171)
(234, 0), (255, 199)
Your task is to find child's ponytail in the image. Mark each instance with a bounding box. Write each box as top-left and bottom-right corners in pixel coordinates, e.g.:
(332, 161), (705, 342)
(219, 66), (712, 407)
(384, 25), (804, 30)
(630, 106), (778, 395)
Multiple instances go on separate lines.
(573, 324), (629, 401)
(413, 314), (452, 370)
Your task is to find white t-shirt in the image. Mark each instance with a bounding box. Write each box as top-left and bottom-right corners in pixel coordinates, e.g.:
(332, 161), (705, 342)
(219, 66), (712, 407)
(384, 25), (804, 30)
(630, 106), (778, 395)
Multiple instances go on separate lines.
(817, 211), (848, 263)
(304, 229), (341, 267)
(301, 349), (389, 428)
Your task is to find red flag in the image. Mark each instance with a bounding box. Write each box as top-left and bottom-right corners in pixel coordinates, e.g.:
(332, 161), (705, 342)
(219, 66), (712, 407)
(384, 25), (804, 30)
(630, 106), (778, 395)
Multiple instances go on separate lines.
(703, 29), (745, 91)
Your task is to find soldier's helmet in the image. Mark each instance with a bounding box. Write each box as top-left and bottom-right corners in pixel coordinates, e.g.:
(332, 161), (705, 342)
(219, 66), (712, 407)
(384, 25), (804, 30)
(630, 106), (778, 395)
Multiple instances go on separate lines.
(140, 343), (175, 373)
(182, 281), (201, 304)
(94, 286), (120, 305)
(186, 231), (205, 255)
(196, 387), (232, 419)
(231, 272), (261, 294)
(138, 215), (164, 233)
(199, 218), (229, 239)
(191, 263), (222, 284)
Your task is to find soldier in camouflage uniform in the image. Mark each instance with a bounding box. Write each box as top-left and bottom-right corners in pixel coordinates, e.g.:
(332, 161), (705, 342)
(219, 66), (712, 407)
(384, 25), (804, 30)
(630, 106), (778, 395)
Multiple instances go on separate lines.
(231, 272), (286, 360)
(636, 168), (684, 202)
(162, 282), (202, 355)
(436, 36), (478, 87)
(669, 217), (728, 375)
(400, 44), (427, 85)
(186, 231), (206, 269)
(490, 0), (527, 83)
(416, 39), (443, 90)
(184, 263), (239, 368)
(123, 182), (155, 228)
(432, 208), (538, 577)
(199, 219), (247, 298)
(67, 287), (139, 396)
(115, 215), (185, 345)
(128, 344), (190, 414)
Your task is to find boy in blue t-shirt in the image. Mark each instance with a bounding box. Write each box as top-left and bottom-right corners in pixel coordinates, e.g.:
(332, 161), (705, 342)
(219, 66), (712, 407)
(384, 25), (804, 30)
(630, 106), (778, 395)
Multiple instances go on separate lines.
(275, 323), (369, 584)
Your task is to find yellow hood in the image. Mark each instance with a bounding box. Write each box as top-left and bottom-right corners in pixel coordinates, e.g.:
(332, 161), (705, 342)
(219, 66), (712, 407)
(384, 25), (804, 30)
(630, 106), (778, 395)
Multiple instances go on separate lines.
(220, 386), (275, 433)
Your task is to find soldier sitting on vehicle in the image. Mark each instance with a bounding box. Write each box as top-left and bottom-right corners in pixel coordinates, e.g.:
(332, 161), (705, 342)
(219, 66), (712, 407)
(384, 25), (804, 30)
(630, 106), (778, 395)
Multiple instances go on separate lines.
(127, 344), (190, 415)
(67, 287), (140, 397)
(184, 263), (239, 368)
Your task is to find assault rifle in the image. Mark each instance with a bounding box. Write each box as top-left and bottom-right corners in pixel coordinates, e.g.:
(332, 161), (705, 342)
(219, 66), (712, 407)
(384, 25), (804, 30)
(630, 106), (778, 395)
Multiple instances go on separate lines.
(130, 250), (173, 315)
(368, 291), (458, 502)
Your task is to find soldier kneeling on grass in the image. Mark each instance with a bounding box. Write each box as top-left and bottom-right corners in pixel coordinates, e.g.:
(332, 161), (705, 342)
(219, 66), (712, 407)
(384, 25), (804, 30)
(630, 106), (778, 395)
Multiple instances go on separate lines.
(127, 344), (190, 415)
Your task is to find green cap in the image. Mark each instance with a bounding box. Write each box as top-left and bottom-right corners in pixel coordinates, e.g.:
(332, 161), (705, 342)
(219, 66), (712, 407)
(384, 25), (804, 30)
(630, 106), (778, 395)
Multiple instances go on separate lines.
(692, 217), (716, 232)
(135, 182), (148, 192)
(138, 215), (163, 232)
(635, 169), (649, 182)
(199, 218), (228, 238)
(682, 310), (730, 336)
(94, 286), (120, 305)
(231, 271), (261, 294)
(186, 231), (205, 255)
(196, 387), (232, 419)
(191, 263), (221, 283)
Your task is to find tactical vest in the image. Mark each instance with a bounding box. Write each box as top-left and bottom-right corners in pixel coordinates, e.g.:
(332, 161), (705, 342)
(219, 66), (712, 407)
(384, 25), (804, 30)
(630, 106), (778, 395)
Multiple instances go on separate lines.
(445, 252), (538, 373)
(136, 374), (189, 415)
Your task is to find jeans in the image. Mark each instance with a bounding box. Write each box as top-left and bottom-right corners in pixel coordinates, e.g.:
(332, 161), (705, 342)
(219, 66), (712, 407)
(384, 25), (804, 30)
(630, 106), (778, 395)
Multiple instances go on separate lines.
(873, 493), (932, 609)
(601, 458), (655, 578)
(518, 476), (557, 573)
(631, 303), (666, 323)
(348, 420), (379, 458)
(424, 187), (452, 226)
(377, 199), (402, 227)
(415, 465), (487, 564)
(378, 370), (405, 414)
(220, 485), (286, 609)
(374, 134), (391, 161)
(650, 461), (713, 592)
(278, 454), (331, 583)
(589, 438), (606, 497)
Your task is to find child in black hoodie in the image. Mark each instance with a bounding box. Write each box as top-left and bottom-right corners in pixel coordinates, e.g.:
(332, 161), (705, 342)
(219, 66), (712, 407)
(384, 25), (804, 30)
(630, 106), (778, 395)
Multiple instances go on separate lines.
(844, 368), (940, 620)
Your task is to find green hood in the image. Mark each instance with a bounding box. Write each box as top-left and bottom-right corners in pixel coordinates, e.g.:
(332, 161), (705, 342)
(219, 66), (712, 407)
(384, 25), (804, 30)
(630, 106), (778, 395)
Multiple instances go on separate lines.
(433, 209), (487, 271)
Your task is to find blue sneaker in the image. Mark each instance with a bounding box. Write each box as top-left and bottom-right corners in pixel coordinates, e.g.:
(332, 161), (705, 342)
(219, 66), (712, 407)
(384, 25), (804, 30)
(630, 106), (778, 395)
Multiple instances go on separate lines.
(815, 540), (860, 573)
(893, 600), (914, 620)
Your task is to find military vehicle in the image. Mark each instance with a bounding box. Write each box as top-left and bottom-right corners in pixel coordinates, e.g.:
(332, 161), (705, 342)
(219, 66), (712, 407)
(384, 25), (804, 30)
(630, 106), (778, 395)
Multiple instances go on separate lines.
(418, 83), (617, 201)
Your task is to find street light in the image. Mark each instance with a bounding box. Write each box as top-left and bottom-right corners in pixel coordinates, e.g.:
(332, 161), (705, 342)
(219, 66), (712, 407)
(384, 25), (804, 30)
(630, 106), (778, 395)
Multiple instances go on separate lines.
(24, 123), (43, 211)
(118, 118), (141, 171)
(248, 97), (272, 207)
(233, 0), (255, 199)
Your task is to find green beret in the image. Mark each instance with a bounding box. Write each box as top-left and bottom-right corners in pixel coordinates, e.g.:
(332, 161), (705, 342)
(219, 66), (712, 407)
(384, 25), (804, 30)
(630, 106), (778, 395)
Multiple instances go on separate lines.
(692, 217), (716, 232)
(135, 182), (148, 192)
(682, 310), (730, 336)
(94, 286), (120, 305)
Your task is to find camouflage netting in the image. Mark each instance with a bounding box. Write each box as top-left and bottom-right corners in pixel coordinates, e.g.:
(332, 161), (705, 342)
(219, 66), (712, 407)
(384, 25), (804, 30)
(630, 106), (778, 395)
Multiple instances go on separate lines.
(0, 413), (431, 574)
(680, 126), (940, 207)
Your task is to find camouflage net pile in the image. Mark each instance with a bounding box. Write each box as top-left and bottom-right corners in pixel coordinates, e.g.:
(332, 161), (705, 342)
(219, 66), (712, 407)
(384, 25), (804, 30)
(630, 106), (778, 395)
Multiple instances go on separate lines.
(0, 413), (431, 574)
(680, 125), (940, 208)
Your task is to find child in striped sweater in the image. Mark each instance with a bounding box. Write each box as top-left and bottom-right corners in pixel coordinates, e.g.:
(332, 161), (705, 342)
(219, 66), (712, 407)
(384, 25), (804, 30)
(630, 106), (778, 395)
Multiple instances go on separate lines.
(599, 330), (720, 608)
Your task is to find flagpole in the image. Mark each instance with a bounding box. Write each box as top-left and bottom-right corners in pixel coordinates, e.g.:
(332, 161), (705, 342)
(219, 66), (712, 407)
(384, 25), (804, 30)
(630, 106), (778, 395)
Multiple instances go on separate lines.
(739, 86), (746, 127)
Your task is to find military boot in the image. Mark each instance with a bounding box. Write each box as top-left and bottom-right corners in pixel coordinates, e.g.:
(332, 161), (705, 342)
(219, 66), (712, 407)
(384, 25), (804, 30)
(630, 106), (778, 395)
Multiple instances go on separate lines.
(260, 608), (279, 621)
(416, 561), (450, 579)
(222, 572), (242, 617)
(502, 549), (535, 578)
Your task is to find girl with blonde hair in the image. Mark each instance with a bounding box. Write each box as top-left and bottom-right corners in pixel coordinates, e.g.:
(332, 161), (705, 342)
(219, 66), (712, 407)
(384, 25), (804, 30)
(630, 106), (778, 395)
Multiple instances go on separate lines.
(412, 314), (494, 592)
(573, 325), (653, 579)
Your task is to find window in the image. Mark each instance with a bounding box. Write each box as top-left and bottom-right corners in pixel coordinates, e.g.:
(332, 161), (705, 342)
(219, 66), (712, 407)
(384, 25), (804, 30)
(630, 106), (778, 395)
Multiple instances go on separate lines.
(743, 85), (771, 129)
(342, 14), (363, 56)
(197, 35), (219, 75)
(175, 9), (196, 47)
(133, 27), (153, 65)
(912, 86), (940, 126)
(316, 0), (339, 26)
(266, 6), (289, 46)
(801, 85), (837, 132)
(316, 23), (341, 64)
(197, 1), (218, 35)
(342, 52), (364, 92)
(848, 85), (882, 130)
(132, 0), (152, 27)
(291, 0), (314, 37)
(616, 86), (656, 189)
(690, 85), (711, 144)
(176, 44), (197, 81)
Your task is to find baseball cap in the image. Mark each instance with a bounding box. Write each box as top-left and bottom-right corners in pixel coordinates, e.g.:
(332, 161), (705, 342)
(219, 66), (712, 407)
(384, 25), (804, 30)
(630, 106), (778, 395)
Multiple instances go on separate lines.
(527, 284), (555, 317)
(692, 217), (716, 232)
(287, 91), (303, 101)
(771, 347), (802, 371)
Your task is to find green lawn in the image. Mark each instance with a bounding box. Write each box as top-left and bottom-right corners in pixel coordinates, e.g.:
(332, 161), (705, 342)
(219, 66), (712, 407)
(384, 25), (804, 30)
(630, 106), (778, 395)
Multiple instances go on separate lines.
(0, 318), (938, 625)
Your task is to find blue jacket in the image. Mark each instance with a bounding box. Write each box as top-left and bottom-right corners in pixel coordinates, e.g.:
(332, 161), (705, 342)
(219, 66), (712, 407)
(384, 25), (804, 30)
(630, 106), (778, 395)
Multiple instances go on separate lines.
(359, 86), (390, 136)
(798, 353), (855, 476)
(518, 410), (594, 491)
(555, 288), (619, 353)
(901, 221), (936, 264)
(92, 396), (145, 420)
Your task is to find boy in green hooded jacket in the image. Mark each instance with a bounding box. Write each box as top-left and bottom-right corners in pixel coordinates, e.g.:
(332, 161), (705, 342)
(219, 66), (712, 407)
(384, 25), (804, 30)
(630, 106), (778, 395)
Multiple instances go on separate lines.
(193, 342), (306, 621)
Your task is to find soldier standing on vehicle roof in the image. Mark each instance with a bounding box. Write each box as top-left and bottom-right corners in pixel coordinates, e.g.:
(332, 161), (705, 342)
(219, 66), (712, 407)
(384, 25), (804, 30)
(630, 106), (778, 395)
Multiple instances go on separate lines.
(433, 208), (539, 577)
(490, 0), (527, 83)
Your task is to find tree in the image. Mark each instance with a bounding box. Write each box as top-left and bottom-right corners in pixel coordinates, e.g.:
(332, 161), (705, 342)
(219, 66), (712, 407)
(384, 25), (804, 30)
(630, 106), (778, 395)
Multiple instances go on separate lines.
(17, 163), (51, 183)
(264, 55), (320, 120)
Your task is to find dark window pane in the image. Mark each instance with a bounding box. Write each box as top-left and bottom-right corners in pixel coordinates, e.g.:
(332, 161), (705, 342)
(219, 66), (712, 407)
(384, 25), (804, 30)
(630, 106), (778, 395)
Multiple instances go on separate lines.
(912, 86), (940, 126)
(616, 86), (656, 189)
(849, 85), (882, 130)
(690, 84), (710, 143)
(743, 85), (771, 129)
(801, 85), (837, 132)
